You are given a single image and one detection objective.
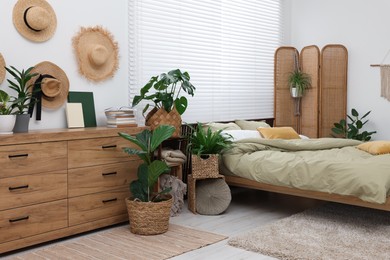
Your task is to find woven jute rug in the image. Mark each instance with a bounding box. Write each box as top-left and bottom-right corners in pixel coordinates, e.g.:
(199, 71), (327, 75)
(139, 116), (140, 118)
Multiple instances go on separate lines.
(229, 203), (390, 260)
(9, 224), (227, 260)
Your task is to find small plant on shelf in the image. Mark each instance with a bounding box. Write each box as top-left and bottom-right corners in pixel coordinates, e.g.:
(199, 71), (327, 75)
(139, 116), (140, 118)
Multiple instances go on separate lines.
(188, 123), (233, 157)
(5, 66), (38, 115)
(288, 69), (311, 98)
(332, 108), (376, 141)
(132, 69), (196, 116)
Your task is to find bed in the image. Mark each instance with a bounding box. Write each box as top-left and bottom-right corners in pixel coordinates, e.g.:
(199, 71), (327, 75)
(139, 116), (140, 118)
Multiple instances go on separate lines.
(202, 119), (390, 212)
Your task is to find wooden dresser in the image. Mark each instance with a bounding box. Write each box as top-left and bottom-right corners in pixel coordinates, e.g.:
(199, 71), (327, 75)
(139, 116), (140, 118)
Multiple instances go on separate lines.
(0, 127), (144, 254)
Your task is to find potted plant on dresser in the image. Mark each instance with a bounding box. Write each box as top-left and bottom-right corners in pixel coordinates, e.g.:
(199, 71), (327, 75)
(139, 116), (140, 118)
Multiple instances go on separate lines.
(0, 90), (16, 134)
(118, 124), (175, 235)
(5, 66), (37, 133)
(132, 69), (196, 137)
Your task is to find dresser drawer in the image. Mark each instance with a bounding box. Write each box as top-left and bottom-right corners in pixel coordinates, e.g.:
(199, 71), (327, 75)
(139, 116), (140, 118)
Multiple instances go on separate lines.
(68, 189), (129, 226)
(0, 171), (67, 211)
(0, 142), (67, 178)
(68, 137), (138, 168)
(68, 162), (139, 197)
(0, 200), (68, 243)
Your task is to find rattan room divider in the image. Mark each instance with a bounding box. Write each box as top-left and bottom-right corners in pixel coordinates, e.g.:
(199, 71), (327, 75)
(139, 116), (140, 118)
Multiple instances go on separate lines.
(274, 44), (347, 138)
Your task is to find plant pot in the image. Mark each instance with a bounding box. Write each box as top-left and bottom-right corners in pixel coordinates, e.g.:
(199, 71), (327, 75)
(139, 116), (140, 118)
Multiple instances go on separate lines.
(0, 115), (16, 135)
(191, 154), (219, 179)
(125, 195), (173, 235)
(146, 107), (182, 137)
(290, 87), (302, 98)
(13, 114), (30, 133)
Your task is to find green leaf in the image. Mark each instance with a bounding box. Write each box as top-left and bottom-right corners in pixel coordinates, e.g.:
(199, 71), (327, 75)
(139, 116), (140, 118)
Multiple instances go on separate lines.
(351, 108), (358, 117)
(147, 160), (170, 190)
(118, 131), (148, 152)
(361, 110), (371, 119)
(356, 120), (363, 129)
(331, 127), (344, 135)
(132, 95), (143, 107)
(150, 125), (175, 152)
(174, 96), (188, 115)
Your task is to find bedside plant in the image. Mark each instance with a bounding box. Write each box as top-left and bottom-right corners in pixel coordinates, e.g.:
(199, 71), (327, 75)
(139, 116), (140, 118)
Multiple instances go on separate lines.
(332, 108), (376, 141)
(118, 125), (176, 235)
(188, 123), (233, 179)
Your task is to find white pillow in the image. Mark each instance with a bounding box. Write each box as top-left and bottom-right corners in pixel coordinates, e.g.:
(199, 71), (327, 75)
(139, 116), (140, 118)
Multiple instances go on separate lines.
(221, 130), (262, 141)
(299, 134), (310, 140)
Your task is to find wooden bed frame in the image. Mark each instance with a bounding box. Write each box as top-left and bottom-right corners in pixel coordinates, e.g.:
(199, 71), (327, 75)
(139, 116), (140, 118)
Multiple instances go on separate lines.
(183, 118), (390, 212)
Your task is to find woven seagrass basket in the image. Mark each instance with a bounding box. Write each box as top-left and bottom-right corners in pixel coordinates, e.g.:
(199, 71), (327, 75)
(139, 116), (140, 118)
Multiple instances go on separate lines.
(191, 154), (219, 179)
(145, 107), (182, 137)
(126, 195), (172, 235)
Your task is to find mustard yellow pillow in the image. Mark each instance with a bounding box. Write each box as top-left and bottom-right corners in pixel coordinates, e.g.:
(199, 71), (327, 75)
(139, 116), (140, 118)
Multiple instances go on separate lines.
(356, 141), (390, 155)
(257, 127), (300, 140)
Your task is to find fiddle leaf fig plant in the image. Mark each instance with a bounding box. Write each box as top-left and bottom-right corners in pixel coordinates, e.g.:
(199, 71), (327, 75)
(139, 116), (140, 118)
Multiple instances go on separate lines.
(119, 125), (175, 202)
(132, 69), (195, 116)
(332, 108), (376, 141)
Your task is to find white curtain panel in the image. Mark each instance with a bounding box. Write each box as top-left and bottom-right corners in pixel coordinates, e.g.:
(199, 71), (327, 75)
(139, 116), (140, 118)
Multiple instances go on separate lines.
(128, 0), (286, 123)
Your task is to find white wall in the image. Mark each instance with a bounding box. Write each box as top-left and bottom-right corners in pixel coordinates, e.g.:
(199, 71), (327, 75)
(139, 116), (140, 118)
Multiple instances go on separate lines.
(290, 0), (390, 140)
(0, 0), (129, 129)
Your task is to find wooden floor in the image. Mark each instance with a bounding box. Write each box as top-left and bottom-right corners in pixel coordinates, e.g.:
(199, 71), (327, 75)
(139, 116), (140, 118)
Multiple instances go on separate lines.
(3, 187), (323, 259)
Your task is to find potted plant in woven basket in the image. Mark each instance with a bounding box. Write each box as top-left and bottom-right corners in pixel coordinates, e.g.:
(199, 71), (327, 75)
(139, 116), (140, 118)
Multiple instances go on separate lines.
(188, 123), (233, 179)
(118, 125), (175, 235)
(132, 69), (196, 137)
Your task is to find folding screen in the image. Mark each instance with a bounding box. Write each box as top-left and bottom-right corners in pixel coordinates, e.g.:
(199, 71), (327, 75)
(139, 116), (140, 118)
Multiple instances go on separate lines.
(274, 44), (347, 138)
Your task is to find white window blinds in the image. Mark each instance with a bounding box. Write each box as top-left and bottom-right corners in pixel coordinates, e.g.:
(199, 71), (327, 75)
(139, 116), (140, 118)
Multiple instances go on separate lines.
(128, 0), (285, 123)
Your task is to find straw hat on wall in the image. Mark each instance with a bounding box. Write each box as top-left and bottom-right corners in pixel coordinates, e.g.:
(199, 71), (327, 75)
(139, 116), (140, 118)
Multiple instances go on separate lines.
(29, 61), (69, 109)
(72, 26), (119, 82)
(13, 0), (57, 42)
(0, 53), (5, 83)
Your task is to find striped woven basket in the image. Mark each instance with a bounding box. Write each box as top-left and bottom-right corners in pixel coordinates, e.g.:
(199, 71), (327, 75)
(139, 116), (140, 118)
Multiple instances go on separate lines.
(126, 195), (173, 235)
(145, 107), (182, 137)
(191, 154), (219, 179)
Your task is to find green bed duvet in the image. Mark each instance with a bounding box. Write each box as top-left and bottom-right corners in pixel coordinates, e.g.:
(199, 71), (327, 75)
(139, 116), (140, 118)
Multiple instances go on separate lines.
(221, 138), (390, 204)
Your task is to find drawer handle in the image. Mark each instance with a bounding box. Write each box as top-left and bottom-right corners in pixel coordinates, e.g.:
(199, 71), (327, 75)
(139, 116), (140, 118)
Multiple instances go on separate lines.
(102, 172), (117, 177)
(8, 154), (29, 159)
(9, 185), (29, 191)
(102, 198), (118, 203)
(102, 145), (117, 149)
(9, 216), (29, 223)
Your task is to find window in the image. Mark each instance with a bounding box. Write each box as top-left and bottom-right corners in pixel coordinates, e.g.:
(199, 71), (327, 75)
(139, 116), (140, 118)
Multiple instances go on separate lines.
(128, 0), (285, 123)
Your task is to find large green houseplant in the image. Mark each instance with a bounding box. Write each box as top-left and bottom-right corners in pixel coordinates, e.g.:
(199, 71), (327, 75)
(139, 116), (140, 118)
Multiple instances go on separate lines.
(332, 108), (376, 141)
(118, 124), (175, 235)
(0, 90), (16, 134)
(132, 69), (196, 137)
(5, 66), (38, 133)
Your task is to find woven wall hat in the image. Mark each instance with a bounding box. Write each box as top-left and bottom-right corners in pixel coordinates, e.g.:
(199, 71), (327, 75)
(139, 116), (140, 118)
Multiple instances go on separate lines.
(27, 61), (69, 120)
(0, 53), (5, 83)
(13, 0), (57, 42)
(72, 26), (119, 82)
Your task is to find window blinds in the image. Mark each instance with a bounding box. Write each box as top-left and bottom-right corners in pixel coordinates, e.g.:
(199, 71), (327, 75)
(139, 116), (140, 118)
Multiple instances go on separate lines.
(128, 0), (285, 123)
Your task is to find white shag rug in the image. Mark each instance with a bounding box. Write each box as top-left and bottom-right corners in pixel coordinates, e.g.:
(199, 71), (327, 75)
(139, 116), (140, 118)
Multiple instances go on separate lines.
(228, 203), (390, 260)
